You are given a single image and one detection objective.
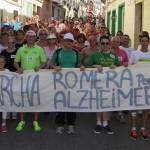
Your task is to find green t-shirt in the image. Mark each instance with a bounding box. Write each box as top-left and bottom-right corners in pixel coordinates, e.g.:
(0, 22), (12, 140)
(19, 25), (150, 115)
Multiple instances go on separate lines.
(87, 50), (119, 67)
(15, 44), (47, 70)
(52, 48), (81, 68)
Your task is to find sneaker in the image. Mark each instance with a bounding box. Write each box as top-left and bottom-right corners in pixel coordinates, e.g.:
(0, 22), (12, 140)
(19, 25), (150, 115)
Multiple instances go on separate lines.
(67, 125), (75, 134)
(102, 125), (114, 134)
(140, 130), (148, 140)
(117, 113), (125, 123)
(130, 130), (137, 140)
(12, 112), (17, 120)
(94, 125), (102, 134)
(16, 121), (25, 132)
(56, 126), (64, 134)
(7, 112), (10, 119)
(1, 125), (7, 133)
(33, 121), (41, 132)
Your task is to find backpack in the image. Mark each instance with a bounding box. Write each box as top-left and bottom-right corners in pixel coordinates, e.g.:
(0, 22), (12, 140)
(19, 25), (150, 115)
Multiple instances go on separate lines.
(55, 48), (79, 67)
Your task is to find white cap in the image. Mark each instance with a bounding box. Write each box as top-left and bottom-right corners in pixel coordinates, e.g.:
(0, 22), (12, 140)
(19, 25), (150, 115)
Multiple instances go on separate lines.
(26, 30), (36, 36)
(64, 33), (74, 41)
(47, 34), (56, 39)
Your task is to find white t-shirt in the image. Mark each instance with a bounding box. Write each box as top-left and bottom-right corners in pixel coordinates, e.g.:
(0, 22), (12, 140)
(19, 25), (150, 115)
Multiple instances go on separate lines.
(119, 46), (135, 59)
(129, 49), (150, 64)
(137, 44), (150, 51)
(59, 23), (66, 31)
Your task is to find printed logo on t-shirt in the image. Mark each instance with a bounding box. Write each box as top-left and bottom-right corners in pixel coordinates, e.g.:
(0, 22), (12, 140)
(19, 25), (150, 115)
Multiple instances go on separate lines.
(110, 54), (115, 59)
(118, 57), (123, 61)
(27, 56), (34, 61)
(23, 50), (28, 54)
(11, 55), (16, 59)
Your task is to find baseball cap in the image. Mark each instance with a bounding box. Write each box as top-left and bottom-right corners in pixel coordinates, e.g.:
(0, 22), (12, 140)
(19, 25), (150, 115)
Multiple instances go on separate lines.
(26, 30), (36, 36)
(47, 34), (56, 39)
(64, 33), (74, 41)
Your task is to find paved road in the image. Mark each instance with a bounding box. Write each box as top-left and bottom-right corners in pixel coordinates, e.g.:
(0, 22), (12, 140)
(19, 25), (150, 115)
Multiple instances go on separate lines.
(0, 112), (150, 150)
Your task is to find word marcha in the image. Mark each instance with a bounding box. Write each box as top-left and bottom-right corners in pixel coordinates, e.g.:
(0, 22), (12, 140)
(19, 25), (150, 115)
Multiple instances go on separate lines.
(0, 74), (40, 107)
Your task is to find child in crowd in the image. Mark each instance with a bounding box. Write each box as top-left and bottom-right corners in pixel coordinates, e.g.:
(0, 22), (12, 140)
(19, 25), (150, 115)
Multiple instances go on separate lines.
(0, 55), (9, 132)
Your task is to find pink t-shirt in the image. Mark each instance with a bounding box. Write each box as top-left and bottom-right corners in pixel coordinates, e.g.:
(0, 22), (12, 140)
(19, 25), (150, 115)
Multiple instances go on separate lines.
(43, 45), (59, 60)
(112, 48), (129, 65)
(43, 45), (59, 68)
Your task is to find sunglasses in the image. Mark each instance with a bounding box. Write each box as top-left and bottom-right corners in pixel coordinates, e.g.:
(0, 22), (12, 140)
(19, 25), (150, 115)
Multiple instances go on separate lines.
(40, 33), (47, 35)
(101, 27), (106, 29)
(64, 39), (73, 42)
(101, 42), (109, 45)
(8, 42), (15, 44)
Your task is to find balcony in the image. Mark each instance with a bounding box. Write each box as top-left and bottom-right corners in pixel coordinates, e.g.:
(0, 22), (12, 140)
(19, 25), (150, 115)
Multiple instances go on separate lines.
(52, 0), (61, 4)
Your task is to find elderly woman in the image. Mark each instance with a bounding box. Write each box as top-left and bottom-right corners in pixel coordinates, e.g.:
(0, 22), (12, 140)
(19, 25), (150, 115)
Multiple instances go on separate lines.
(43, 34), (59, 68)
(111, 36), (128, 123)
(36, 28), (49, 49)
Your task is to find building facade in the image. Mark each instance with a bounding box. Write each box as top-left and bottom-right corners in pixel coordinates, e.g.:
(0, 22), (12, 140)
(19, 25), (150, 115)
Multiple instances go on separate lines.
(105, 0), (150, 49)
(0, 0), (44, 25)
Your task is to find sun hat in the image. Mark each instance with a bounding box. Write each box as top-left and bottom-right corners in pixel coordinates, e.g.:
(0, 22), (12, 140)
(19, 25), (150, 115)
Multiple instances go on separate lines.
(47, 34), (56, 39)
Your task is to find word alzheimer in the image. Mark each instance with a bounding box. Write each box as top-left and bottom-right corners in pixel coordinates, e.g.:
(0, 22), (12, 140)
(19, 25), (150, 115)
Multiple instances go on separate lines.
(53, 68), (150, 111)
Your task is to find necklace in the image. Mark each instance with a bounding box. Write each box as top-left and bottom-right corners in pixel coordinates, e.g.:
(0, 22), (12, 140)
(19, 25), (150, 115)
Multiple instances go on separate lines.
(99, 50), (109, 67)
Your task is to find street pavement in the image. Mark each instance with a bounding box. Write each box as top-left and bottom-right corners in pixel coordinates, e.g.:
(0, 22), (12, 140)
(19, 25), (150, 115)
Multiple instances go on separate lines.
(0, 112), (150, 150)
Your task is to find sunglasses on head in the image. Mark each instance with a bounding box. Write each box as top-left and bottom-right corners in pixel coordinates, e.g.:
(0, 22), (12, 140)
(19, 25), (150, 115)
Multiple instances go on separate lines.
(101, 42), (109, 45)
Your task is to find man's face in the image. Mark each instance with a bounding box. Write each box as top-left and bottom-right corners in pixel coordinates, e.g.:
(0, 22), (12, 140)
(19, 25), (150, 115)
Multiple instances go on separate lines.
(121, 36), (129, 46)
(88, 36), (97, 46)
(16, 32), (24, 40)
(26, 36), (36, 44)
(63, 39), (73, 49)
(90, 25), (95, 32)
(100, 26), (106, 33)
(100, 38), (110, 52)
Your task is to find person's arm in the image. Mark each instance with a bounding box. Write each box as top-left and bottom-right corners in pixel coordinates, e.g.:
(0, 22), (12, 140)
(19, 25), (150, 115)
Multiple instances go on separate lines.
(14, 48), (23, 74)
(49, 62), (61, 71)
(76, 52), (86, 71)
(14, 61), (23, 74)
(50, 50), (61, 71)
(34, 62), (46, 72)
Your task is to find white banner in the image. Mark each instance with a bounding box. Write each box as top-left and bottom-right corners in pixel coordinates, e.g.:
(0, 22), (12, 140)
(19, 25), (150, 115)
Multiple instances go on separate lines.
(0, 64), (150, 112)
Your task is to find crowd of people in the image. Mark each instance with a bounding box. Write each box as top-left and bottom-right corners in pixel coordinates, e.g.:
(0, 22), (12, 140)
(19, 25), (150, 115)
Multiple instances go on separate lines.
(0, 12), (150, 141)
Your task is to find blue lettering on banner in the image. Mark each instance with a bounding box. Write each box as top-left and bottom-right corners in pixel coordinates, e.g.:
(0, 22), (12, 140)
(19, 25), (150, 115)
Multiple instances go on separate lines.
(1, 67), (150, 112)
(0, 74), (40, 107)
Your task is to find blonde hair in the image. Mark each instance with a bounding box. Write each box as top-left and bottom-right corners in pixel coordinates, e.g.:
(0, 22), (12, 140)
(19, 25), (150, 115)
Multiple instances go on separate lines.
(111, 36), (121, 43)
(37, 28), (49, 37)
